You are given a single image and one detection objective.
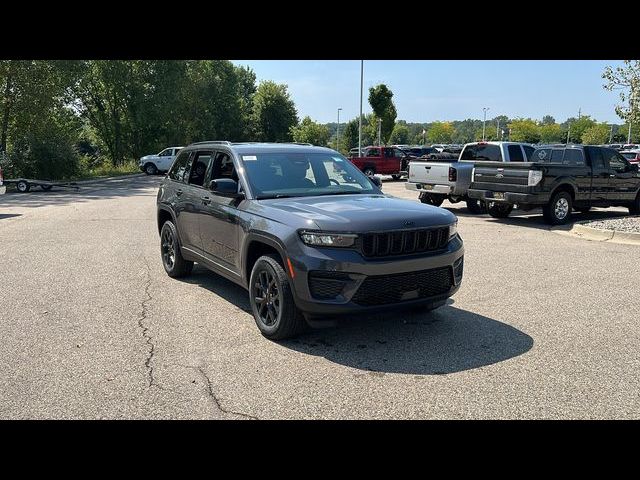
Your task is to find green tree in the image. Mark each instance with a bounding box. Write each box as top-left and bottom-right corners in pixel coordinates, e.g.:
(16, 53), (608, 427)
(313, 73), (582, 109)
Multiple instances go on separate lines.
(427, 121), (455, 143)
(542, 115), (556, 125)
(389, 124), (410, 144)
(368, 84), (397, 144)
(581, 123), (610, 145)
(508, 118), (541, 143)
(565, 116), (596, 144)
(603, 60), (640, 126)
(290, 116), (330, 146)
(539, 123), (563, 143)
(251, 80), (298, 142)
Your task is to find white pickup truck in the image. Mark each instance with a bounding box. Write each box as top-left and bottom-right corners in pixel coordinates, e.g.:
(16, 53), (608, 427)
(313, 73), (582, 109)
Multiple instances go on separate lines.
(406, 141), (535, 213)
(139, 146), (184, 175)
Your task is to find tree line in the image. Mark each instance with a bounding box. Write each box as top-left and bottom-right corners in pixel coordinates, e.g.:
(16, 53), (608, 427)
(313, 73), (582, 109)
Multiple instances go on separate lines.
(1, 60), (638, 179)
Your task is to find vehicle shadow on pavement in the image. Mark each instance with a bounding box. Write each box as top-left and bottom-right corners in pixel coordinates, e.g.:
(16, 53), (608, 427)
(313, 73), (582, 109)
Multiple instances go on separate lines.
(0, 213), (22, 220)
(283, 305), (534, 375)
(481, 208), (629, 231)
(182, 266), (533, 375)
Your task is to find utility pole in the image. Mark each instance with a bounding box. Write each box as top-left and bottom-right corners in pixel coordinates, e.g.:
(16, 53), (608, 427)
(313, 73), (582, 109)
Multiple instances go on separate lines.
(609, 124), (613, 144)
(377, 118), (382, 146)
(336, 107), (342, 152)
(578, 108), (581, 119)
(482, 107), (489, 141)
(567, 123), (571, 145)
(496, 119), (500, 140)
(358, 60), (363, 157)
(629, 85), (635, 144)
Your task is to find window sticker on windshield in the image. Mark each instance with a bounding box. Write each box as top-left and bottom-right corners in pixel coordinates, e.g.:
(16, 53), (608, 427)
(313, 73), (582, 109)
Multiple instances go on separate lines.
(537, 150), (547, 160)
(243, 155), (257, 161)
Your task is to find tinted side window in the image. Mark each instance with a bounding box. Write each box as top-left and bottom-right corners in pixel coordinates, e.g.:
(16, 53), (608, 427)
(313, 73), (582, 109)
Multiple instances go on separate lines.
(551, 149), (564, 162)
(168, 151), (191, 182)
(365, 148), (379, 157)
(610, 153), (629, 173)
(523, 145), (535, 160)
(563, 149), (584, 165)
(384, 148), (394, 158)
(602, 149), (622, 170)
(588, 148), (605, 168)
(393, 148), (406, 157)
(187, 151), (213, 187)
(507, 145), (524, 162)
(474, 145), (501, 161)
(210, 151), (237, 181)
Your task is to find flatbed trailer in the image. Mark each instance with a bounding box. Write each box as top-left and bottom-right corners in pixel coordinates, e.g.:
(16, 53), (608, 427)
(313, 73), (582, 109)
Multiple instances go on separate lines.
(4, 178), (80, 193)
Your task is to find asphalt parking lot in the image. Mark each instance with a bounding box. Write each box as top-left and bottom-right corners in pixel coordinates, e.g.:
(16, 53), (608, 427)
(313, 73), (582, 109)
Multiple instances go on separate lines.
(1, 175), (639, 419)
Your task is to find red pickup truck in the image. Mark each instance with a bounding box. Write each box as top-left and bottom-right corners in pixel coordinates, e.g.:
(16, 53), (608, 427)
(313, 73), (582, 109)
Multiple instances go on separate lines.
(349, 146), (410, 179)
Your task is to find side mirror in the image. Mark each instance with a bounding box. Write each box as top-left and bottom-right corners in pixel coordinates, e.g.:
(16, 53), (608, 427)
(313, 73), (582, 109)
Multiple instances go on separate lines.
(209, 178), (244, 198)
(370, 175), (383, 188)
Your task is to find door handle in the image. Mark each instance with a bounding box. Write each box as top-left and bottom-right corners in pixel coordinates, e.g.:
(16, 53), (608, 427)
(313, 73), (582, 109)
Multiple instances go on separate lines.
(176, 189), (183, 196)
(202, 196), (211, 205)
(609, 174), (616, 178)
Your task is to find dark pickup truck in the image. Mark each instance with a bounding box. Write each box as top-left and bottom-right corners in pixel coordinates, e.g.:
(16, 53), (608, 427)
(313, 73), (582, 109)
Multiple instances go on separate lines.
(468, 145), (640, 225)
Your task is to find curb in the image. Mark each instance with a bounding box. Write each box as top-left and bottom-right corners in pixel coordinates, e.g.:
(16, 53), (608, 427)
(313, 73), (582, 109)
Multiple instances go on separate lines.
(568, 221), (640, 245)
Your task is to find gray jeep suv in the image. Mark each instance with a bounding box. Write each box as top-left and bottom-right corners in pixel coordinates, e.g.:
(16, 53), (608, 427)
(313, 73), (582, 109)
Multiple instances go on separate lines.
(157, 141), (464, 339)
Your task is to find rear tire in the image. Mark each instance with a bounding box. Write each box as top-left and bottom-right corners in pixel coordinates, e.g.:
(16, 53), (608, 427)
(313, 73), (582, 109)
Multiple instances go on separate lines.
(466, 198), (486, 214)
(487, 202), (513, 218)
(160, 220), (194, 278)
(363, 167), (375, 177)
(249, 254), (305, 340)
(145, 163), (158, 175)
(41, 185), (52, 191)
(16, 180), (30, 193)
(391, 174), (401, 181)
(419, 193), (445, 207)
(543, 190), (573, 225)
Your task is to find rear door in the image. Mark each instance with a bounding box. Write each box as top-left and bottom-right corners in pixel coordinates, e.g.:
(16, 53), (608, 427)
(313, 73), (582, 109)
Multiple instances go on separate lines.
(180, 150), (214, 252)
(584, 147), (608, 201)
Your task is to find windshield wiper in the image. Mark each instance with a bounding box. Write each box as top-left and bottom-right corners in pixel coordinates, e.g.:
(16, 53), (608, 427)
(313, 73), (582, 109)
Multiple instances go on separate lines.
(256, 194), (296, 200)
(317, 191), (365, 196)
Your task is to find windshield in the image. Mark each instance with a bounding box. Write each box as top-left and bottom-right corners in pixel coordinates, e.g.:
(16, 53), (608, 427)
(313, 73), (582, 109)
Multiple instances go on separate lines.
(240, 152), (379, 199)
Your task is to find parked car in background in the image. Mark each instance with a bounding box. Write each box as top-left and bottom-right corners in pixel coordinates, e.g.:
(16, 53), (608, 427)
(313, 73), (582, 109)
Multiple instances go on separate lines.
(403, 146), (439, 157)
(139, 146), (184, 175)
(620, 149), (640, 165)
(406, 141), (535, 213)
(623, 144), (640, 151)
(349, 145), (411, 179)
(607, 144), (625, 151)
(156, 141), (464, 340)
(468, 145), (640, 224)
(0, 166), (5, 195)
(431, 144), (447, 152)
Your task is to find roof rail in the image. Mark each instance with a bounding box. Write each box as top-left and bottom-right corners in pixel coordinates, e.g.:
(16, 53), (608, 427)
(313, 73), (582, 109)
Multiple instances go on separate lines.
(190, 140), (232, 146)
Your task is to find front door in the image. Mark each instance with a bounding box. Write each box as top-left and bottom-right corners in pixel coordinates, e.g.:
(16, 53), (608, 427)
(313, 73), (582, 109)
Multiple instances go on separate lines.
(199, 150), (242, 272)
(606, 150), (638, 201)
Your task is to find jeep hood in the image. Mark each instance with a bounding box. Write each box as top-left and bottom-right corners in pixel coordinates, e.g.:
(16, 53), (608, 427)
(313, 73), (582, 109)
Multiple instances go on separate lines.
(254, 194), (456, 231)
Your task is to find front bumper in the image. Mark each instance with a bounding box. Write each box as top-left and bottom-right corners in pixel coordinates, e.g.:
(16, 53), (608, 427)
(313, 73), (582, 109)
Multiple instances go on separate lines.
(288, 236), (464, 315)
(468, 189), (547, 204)
(405, 182), (453, 195)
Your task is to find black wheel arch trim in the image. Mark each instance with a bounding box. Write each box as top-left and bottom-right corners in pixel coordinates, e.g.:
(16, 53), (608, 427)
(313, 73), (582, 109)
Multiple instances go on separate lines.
(157, 205), (186, 249)
(242, 231), (290, 286)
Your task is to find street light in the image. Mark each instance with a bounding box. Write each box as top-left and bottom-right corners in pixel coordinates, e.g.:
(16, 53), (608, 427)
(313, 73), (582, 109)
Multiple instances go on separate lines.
(482, 107), (490, 141)
(336, 107), (342, 152)
(358, 60), (363, 157)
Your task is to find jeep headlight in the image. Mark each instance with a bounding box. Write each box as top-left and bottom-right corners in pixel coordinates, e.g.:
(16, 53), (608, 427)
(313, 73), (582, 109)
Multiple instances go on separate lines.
(300, 231), (357, 248)
(449, 221), (458, 239)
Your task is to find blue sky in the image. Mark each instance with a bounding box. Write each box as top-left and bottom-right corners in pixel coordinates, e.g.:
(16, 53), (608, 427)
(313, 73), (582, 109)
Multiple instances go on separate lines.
(231, 60), (628, 124)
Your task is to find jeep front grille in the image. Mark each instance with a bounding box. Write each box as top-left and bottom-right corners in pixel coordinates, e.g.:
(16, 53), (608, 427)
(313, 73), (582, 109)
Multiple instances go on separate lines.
(359, 227), (449, 258)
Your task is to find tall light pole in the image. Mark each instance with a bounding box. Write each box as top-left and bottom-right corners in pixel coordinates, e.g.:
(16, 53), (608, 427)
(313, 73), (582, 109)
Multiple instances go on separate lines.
(609, 124), (613, 144)
(496, 119), (500, 140)
(358, 60), (363, 157)
(377, 118), (382, 146)
(567, 123), (571, 145)
(336, 107), (342, 151)
(482, 107), (490, 141)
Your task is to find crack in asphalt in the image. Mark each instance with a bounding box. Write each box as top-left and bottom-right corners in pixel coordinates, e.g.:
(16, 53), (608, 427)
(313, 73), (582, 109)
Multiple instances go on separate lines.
(138, 258), (162, 390)
(186, 365), (258, 420)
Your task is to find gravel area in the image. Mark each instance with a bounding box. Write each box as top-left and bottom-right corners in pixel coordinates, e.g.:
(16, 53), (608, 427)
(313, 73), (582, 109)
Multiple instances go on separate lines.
(582, 216), (640, 233)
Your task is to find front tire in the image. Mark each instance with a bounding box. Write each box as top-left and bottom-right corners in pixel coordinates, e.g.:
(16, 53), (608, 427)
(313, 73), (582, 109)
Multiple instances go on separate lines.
(543, 191), (573, 225)
(391, 174), (401, 181)
(487, 202), (513, 218)
(160, 220), (194, 278)
(630, 192), (640, 215)
(363, 167), (375, 177)
(145, 163), (158, 175)
(466, 198), (486, 214)
(419, 193), (445, 207)
(249, 255), (305, 340)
